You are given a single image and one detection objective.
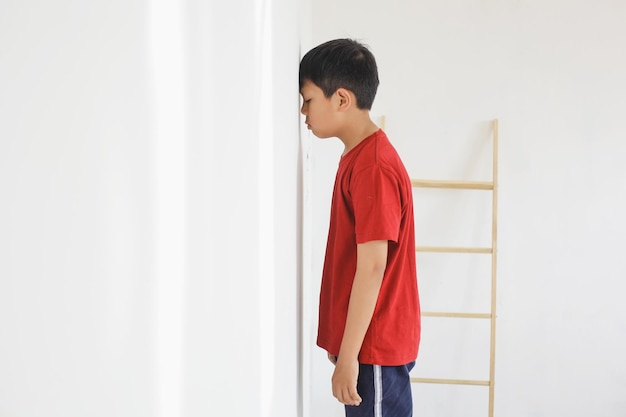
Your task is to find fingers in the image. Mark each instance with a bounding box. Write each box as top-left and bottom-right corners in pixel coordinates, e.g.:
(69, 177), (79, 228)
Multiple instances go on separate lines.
(331, 375), (361, 405)
(331, 358), (362, 406)
(333, 386), (362, 406)
(327, 352), (337, 365)
(346, 386), (362, 406)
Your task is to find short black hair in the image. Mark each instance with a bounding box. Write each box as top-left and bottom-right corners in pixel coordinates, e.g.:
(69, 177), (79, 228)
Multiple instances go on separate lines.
(299, 39), (379, 110)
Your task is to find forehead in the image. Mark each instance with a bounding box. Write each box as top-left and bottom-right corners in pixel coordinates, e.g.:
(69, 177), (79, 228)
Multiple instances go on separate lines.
(300, 80), (322, 96)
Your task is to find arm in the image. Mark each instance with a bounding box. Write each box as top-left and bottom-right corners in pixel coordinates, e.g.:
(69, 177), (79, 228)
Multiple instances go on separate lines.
(332, 239), (388, 406)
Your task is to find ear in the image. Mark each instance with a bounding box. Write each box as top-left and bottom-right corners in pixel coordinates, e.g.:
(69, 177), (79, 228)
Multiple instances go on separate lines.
(335, 88), (353, 112)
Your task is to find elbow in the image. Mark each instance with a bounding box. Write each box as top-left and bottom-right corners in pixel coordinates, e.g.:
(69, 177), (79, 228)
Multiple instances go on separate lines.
(361, 262), (386, 283)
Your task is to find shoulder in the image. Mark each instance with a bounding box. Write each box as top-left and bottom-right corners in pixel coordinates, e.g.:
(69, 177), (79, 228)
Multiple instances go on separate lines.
(353, 130), (404, 173)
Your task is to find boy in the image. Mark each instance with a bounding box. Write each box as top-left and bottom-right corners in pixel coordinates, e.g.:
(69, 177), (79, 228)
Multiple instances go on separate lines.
(299, 39), (421, 417)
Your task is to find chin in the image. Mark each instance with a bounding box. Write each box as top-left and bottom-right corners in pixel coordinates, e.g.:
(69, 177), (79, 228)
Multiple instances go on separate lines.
(313, 132), (334, 139)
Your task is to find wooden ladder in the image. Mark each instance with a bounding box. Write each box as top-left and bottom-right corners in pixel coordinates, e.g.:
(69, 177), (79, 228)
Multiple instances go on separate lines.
(410, 119), (499, 417)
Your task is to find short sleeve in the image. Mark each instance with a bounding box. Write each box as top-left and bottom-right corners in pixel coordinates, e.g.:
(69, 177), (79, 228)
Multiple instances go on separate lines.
(351, 165), (402, 244)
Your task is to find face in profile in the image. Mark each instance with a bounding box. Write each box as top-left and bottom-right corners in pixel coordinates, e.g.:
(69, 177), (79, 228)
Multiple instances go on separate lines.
(300, 80), (340, 139)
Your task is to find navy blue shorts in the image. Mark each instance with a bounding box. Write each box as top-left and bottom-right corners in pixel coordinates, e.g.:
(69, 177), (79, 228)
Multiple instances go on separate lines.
(345, 361), (415, 417)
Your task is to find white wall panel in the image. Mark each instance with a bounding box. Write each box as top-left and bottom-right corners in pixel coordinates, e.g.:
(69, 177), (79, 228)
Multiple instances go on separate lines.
(183, 0), (301, 416)
(0, 1), (302, 416)
(0, 2), (155, 416)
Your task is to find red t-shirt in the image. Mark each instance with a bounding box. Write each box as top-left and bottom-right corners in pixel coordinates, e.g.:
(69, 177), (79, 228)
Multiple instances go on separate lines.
(317, 129), (421, 366)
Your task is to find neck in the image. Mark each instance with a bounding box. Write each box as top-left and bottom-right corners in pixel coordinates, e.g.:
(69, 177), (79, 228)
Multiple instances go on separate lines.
(338, 117), (380, 155)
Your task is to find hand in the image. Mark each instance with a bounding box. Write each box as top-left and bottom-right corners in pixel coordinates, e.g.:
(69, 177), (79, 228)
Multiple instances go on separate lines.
(327, 352), (337, 365)
(331, 357), (362, 406)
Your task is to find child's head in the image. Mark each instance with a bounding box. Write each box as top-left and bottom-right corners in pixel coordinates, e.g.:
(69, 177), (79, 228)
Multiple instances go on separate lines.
(299, 39), (379, 110)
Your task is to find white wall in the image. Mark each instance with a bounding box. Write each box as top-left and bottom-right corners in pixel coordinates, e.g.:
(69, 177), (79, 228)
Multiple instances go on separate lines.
(0, 2), (156, 416)
(183, 0), (302, 416)
(0, 1), (302, 417)
(306, 1), (626, 416)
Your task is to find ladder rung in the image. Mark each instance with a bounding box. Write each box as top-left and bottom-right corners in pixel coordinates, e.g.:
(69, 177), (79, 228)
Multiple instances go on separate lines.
(422, 312), (491, 319)
(416, 246), (492, 254)
(411, 377), (490, 386)
(411, 179), (493, 190)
